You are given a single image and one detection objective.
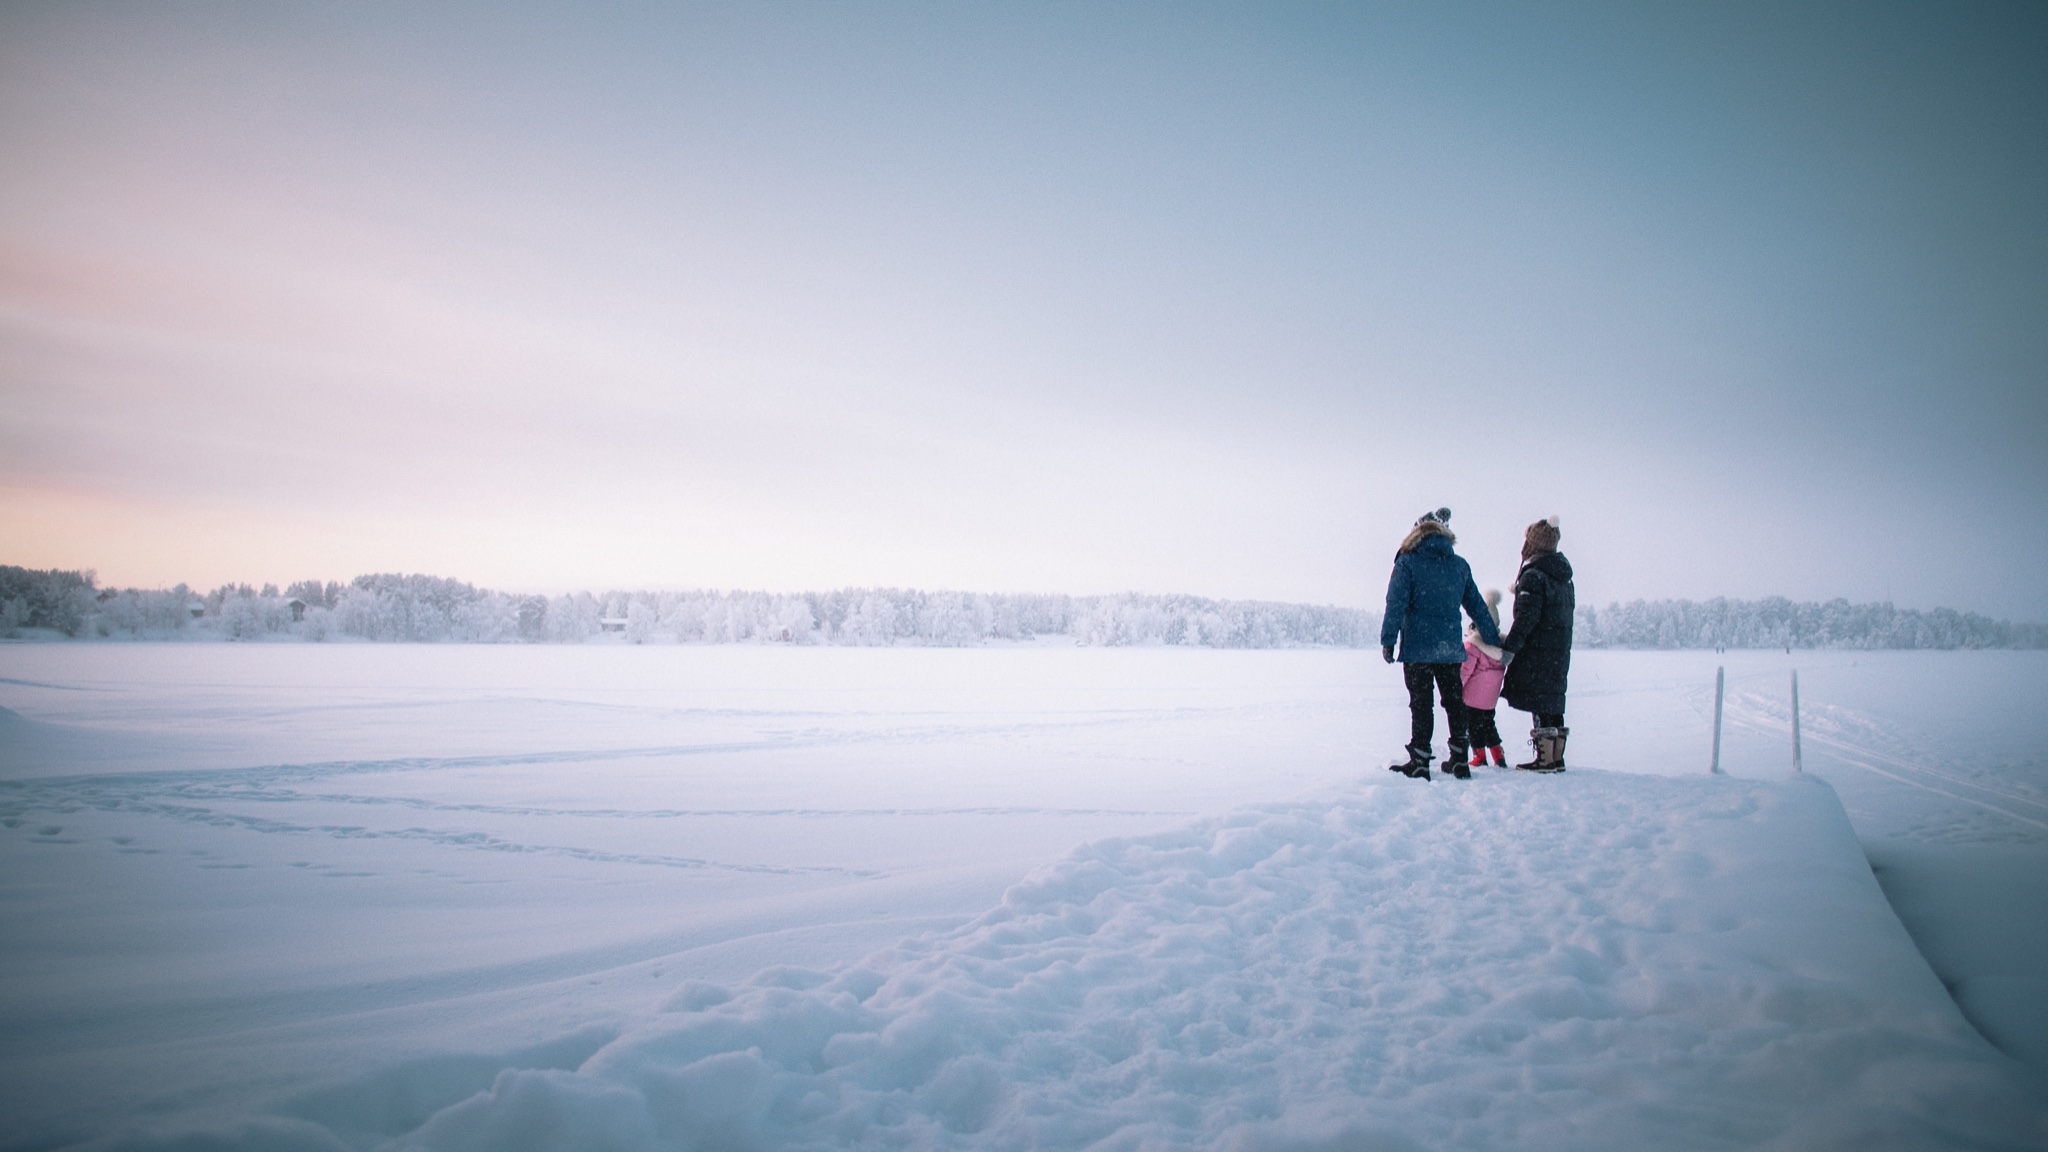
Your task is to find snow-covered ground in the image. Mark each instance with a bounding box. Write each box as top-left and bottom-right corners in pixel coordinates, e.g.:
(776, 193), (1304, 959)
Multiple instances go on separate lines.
(1, 645), (2043, 1149)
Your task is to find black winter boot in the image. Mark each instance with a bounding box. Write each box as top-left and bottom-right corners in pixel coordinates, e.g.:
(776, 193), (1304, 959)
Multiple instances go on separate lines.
(1389, 744), (1433, 780)
(1446, 741), (1472, 779)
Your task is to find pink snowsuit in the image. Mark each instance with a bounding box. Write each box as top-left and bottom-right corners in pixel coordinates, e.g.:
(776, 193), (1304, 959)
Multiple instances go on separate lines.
(1460, 640), (1506, 710)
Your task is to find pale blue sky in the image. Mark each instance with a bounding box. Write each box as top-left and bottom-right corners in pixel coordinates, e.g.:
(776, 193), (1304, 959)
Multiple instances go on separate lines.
(2, 2), (2043, 616)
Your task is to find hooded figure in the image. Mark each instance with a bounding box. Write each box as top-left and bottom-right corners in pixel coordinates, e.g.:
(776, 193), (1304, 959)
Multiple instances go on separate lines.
(1459, 589), (1510, 769)
(1381, 517), (1501, 664)
(1460, 590), (1507, 707)
(1380, 511), (1501, 779)
(1500, 516), (1574, 770)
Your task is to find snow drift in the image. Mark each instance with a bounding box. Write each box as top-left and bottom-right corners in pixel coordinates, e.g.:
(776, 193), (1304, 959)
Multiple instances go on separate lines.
(103, 770), (2040, 1151)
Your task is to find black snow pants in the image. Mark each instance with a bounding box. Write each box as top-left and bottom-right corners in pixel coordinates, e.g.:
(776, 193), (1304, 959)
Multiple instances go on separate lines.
(1467, 707), (1502, 749)
(1403, 663), (1469, 755)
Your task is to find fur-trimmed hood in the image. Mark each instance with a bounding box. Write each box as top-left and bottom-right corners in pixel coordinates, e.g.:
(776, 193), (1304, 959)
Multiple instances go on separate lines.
(1398, 520), (1454, 555)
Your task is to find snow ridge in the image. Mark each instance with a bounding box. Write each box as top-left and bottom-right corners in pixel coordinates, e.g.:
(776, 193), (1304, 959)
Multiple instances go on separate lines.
(347, 773), (2043, 1152)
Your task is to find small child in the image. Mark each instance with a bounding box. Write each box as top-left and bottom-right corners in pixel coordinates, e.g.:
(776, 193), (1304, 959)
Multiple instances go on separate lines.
(1461, 589), (1508, 768)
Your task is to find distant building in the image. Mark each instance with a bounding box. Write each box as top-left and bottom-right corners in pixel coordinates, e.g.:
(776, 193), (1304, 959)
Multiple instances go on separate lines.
(287, 598), (308, 622)
(187, 601), (207, 619)
(599, 616), (629, 633)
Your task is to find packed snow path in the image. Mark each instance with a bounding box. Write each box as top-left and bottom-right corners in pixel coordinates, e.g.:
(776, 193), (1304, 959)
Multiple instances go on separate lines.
(353, 773), (2039, 1150)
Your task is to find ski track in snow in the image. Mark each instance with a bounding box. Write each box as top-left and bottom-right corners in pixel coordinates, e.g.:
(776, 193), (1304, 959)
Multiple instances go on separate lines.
(0, 738), (1198, 880)
(0, 777), (1183, 883)
(0, 677), (99, 692)
(1722, 691), (2048, 833)
(0, 772), (1192, 881)
(6, 799), (886, 878)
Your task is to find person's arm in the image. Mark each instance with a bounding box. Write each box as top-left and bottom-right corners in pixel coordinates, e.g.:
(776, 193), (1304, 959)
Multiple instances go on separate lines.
(1501, 569), (1546, 656)
(1463, 577), (1502, 647)
(1380, 558), (1409, 660)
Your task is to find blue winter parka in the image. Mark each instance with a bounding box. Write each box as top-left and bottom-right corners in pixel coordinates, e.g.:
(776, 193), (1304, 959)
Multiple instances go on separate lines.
(1380, 532), (1502, 664)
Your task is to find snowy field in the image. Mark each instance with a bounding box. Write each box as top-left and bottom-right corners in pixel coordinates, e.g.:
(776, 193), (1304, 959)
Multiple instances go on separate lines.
(1, 644), (2044, 1150)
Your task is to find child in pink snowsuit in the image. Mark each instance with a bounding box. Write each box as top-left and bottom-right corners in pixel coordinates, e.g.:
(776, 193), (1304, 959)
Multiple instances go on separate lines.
(1461, 589), (1508, 768)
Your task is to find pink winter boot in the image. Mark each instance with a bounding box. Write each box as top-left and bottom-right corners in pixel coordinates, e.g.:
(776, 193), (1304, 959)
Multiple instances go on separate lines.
(1489, 746), (1507, 767)
(1469, 746), (1487, 769)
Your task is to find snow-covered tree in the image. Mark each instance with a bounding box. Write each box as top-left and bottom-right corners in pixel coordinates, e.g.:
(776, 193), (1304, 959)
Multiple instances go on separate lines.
(626, 599), (657, 644)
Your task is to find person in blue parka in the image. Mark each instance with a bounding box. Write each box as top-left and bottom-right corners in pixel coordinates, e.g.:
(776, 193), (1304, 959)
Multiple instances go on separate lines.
(1381, 508), (1501, 779)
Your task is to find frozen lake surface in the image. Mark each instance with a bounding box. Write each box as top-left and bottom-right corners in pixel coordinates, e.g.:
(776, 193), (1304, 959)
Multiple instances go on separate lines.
(1, 644), (2044, 1149)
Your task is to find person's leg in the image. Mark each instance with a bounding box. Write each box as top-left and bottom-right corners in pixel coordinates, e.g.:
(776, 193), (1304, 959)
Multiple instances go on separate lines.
(1430, 664), (1469, 775)
(1468, 707), (1500, 748)
(1519, 710), (1568, 771)
(1543, 708), (1568, 768)
(1516, 709), (1553, 771)
(1468, 707), (1501, 764)
(1433, 665), (1468, 749)
(1403, 664), (1436, 752)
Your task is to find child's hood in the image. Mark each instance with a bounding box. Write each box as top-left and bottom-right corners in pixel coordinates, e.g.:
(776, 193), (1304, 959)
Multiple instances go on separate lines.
(1465, 627), (1505, 663)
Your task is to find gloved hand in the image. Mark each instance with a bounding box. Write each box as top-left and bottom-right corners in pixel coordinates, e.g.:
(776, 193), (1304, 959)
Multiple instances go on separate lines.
(1382, 646), (1395, 664)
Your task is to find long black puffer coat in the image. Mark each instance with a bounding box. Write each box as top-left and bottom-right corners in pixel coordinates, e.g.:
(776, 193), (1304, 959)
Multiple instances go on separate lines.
(1501, 551), (1574, 715)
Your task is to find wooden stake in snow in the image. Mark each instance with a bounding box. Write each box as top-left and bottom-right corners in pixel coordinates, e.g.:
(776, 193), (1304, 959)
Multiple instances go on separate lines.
(1711, 666), (1725, 775)
(1790, 670), (1803, 773)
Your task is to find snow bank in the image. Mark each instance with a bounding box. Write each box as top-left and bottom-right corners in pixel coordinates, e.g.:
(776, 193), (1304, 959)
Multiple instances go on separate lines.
(185, 771), (2042, 1151)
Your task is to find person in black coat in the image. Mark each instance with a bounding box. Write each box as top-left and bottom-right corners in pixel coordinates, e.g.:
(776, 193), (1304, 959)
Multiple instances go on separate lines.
(1500, 516), (1574, 771)
(1380, 509), (1502, 780)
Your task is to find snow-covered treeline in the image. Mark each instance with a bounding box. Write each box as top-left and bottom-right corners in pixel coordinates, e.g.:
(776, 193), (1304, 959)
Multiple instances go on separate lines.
(14, 565), (2042, 650)
(27, 568), (1378, 648)
(0, 565), (96, 636)
(1576, 596), (2048, 650)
